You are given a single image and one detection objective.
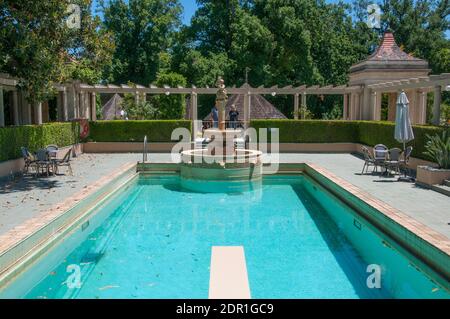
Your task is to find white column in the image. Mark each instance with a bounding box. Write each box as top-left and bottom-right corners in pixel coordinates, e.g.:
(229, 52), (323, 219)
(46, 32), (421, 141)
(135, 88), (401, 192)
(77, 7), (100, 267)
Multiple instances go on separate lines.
(91, 92), (97, 121)
(294, 93), (299, 119)
(34, 101), (43, 124)
(418, 91), (427, 124)
(0, 86), (5, 127)
(343, 94), (348, 120)
(243, 93), (251, 128)
(301, 93), (307, 119)
(191, 93), (198, 121)
(79, 91), (85, 118)
(432, 86), (441, 125)
(12, 90), (19, 125)
(85, 92), (90, 120)
(191, 93), (198, 139)
(62, 89), (68, 121)
(370, 90), (378, 121)
(135, 91), (140, 104)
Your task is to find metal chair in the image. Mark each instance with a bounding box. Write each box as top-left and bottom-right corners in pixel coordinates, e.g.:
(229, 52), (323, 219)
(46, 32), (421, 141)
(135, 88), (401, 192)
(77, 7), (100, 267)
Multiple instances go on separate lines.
(399, 146), (414, 178)
(385, 148), (402, 175)
(361, 146), (376, 174)
(54, 148), (73, 175)
(373, 144), (388, 173)
(35, 149), (52, 176)
(21, 147), (37, 175)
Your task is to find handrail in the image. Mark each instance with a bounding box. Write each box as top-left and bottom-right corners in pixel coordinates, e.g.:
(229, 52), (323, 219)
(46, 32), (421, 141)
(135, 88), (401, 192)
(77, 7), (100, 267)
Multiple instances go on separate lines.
(143, 135), (148, 163)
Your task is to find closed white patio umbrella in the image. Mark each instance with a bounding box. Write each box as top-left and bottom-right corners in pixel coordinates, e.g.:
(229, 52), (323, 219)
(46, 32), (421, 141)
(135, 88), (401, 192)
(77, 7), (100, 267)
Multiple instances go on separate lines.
(394, 91), (414, 181)
(394, 91), (414, 152)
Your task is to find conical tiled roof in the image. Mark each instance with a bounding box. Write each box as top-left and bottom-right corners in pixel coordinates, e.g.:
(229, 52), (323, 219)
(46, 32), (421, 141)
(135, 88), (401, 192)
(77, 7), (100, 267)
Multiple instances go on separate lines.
(366, 32), (423, 61)
(349, 31), (429, 73)
(203, 94), (287, 120)
(101, 93), (123, 120)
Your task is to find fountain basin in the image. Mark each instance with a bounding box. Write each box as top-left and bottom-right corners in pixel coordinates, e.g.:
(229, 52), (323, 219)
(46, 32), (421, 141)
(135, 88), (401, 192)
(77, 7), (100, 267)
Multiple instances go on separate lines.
(180, 148), (263, 193)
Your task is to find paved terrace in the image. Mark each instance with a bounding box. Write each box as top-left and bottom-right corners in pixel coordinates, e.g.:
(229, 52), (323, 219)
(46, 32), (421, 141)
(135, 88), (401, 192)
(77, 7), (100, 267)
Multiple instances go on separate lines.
(0, 153), (448, 239)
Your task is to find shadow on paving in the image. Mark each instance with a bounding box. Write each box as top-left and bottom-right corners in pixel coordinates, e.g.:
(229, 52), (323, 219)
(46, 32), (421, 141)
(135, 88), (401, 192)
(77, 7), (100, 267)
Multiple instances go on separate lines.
(0, 174), (76, 195)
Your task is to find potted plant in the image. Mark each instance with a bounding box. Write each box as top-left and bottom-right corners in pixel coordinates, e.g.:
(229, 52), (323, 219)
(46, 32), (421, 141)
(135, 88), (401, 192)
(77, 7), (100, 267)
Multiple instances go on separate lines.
(416, 130), (450, 186)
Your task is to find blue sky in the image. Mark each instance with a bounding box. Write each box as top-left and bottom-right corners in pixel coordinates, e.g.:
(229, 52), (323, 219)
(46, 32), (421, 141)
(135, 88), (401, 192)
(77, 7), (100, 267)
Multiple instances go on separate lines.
(93, 1), (449, 37)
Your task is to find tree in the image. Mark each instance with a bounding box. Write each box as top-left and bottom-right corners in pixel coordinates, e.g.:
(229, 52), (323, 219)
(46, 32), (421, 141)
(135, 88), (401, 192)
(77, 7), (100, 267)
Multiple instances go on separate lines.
(101, 0), (182, 85)
(63, 0), (115, 84)
(153, 72), (187, 119)
(0, 1), (70, 103)
(0, 0), (115, 106)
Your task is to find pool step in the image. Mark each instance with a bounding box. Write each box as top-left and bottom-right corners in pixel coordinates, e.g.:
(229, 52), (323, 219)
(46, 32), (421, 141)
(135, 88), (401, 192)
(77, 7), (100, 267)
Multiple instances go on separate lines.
(431, 183), (450, 197)
(209, 246), (251, 299)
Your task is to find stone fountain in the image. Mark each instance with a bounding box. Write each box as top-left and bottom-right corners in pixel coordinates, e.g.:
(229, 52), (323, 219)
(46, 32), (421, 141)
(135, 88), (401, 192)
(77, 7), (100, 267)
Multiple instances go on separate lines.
(180, 77), (262, 192)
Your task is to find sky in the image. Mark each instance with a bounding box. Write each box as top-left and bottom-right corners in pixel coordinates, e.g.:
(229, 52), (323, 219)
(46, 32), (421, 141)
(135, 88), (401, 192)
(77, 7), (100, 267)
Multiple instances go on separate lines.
(93, 1), (449, 37)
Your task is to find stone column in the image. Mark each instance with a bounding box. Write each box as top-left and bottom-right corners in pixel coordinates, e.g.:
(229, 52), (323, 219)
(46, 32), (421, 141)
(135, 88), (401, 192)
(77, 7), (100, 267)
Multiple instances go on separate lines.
(79, 91), (85, 118)
(191, 93), (198, 121)
(343, 94), (348, 120)
(243, 93), (251, 128)
(0, 86), (5, 127)
(432, 86), (441, 125)
(34, 102), (43, 124)
(12, 90), (20, 125)
(362, 87), (371, 120)
(135, 91), (140, 105)
(358, 93), (364, 120)
(85, 93), (90, 120)
(349, 93), (357, 120)
(294, 93), (299, 119)
(91, 92), (97, 121)
(62, 89), (68, 121)
(387, 93), (397, 121)
(191, 93), (198, 139)
(417, 91), (427, 124)
(301, 93), (307, 119)
(370, 91), (381, 121)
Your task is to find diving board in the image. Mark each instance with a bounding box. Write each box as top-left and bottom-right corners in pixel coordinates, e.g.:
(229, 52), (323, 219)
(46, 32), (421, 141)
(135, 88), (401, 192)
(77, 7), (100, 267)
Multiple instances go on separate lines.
(208, 246), (251, 299)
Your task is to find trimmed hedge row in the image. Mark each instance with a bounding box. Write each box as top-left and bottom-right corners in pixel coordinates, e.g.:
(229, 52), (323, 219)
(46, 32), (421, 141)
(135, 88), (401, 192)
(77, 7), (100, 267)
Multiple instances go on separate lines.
(250, 120), (445, 161)
(0, 122), (80, 162)
(357, 121), (445, 161)
(88, 120), (192, 142)
(251, 120), (360, 143)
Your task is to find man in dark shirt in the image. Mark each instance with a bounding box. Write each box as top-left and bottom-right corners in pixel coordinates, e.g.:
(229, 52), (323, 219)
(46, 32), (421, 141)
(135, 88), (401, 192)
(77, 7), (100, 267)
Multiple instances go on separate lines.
(211, 105), (219, 128)
(229, 104), (239, 129)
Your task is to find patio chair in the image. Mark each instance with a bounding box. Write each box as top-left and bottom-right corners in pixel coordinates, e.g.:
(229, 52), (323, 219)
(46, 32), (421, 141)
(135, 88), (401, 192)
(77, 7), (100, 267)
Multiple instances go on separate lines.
(35, 149), (53, 176)
(385, 148), (402, 175)
(54, 148), (73, 175)
(399, 146), (413, 178)
(373, 144), (388, 173)
(361, 146), (376, 174)
(21, 147), (37, 175)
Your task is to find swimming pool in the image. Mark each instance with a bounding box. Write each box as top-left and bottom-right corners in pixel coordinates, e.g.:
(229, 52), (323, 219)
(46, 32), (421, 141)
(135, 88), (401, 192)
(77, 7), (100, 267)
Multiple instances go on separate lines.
(0, 174), (448, 299)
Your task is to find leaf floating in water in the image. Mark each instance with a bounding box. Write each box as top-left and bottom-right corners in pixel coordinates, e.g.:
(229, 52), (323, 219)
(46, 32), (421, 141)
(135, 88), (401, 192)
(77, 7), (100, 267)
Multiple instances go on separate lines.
(99, 285), (120, 291)
(432, 287), (440, 293)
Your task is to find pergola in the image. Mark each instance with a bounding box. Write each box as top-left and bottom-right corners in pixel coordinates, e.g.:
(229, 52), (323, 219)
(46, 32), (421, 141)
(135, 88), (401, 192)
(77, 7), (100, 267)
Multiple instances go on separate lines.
(1, 32), (449, 127)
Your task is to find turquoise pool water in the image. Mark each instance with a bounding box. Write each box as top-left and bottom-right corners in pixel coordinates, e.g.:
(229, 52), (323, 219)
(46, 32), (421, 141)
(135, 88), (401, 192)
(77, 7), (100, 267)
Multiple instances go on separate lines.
(1, 175), (448, 299)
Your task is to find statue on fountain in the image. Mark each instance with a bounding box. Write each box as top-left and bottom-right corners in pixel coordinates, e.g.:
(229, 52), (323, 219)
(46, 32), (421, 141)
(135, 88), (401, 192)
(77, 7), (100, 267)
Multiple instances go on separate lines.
(215, 77), (227, 130)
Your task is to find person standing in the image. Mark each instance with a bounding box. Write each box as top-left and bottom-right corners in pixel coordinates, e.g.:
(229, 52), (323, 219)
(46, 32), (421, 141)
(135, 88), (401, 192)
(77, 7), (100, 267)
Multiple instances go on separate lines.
(229, 104), (239, 129)
(211, 105), (219, 128)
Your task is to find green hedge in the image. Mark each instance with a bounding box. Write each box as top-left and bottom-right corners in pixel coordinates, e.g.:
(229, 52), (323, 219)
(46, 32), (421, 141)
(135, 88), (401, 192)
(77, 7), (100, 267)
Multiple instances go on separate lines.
(250, 120), (445, 161)
(357, 121), (445, 161)
(251, 120), (360, 143)
(88, 120), (192, 142)
(0, 122), (80, 162)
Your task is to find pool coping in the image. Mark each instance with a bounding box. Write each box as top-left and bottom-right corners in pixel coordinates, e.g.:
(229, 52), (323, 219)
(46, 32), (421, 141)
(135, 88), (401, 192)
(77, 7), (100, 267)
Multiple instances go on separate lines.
(300, 162), (450, 282)
(0, 162), (137, 283)
(0, 160), (449, 293)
